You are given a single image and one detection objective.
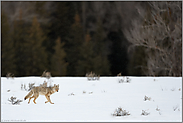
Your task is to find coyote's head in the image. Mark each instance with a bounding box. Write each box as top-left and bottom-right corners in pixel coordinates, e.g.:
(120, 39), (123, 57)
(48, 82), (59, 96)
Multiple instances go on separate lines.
(54, 84), (59, 92)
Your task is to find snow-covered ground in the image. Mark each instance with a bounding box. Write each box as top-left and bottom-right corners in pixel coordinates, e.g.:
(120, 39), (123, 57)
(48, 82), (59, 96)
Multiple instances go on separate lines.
(1, 76), (182, 122)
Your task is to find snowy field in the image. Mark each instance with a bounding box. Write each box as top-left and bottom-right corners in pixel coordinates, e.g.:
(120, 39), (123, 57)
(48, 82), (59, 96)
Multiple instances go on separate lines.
(1, 76), (182, 122)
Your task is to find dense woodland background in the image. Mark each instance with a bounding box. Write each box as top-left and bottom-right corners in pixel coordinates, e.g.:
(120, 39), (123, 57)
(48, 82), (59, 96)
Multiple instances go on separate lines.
(1, 1), (182, 77)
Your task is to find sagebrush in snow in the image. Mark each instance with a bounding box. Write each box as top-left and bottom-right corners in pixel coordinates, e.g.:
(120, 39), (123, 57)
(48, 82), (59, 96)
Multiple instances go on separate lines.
(156, 106), (160, 111)
(126, 77), (131, 83)
(39, 81), (48, 87)
(117, 72), (121, 76)
(144, 95), (151, 101)
(141, 110), (150, 116)
(118, 76), (131, 83)
(8, 96), (22, 105)
(86, 71), (100, 81)
(171, 88), (176, 91)
(21, 84), (27, 91)
(112, 107), (130, 116)
(173, 105), (180, 111)
(6, 73), (14, 79)
(118, 78), (124, 83)
(68, 92), (75, 96)
(28, 83), (35, 91)
(156, 106), (161, 115)
(21, 83), (35, 91)
(41, 70), (51, 79)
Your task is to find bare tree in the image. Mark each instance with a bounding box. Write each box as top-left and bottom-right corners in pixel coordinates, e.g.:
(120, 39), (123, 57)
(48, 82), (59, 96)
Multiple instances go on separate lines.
(1, 2), (50, 26)
(123, 2), (182, 76)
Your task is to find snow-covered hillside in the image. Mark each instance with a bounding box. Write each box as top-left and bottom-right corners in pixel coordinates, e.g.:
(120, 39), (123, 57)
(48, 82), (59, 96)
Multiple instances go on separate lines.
(1, 77), (182, 122)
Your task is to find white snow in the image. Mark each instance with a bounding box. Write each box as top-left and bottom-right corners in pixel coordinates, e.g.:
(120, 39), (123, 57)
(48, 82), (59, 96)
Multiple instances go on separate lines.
(1, 76), (182, 122)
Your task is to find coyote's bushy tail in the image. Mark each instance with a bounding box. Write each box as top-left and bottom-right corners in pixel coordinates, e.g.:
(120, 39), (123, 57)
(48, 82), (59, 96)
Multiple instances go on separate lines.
(24, 90), (33, 100)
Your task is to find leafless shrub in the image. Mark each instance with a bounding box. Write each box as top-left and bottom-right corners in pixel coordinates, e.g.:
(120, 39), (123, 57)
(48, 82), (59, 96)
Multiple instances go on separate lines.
(160, 86), (163, 91)
(23, 84), (27, 91)
(41, 70), (51, 79)
(144, 95), (151, 101)
(39, 81), (48, 87)
(6, 73), (14, 79)
(112, 107), (130, 116)
(68, 92), (75, 96)
(28, 83), (35, 91)
(21, 83), (35, 91)
(8, 96), (22, 105)
(156, 106), (161, 115)
(117, 72), (121, 76)
(156, 106), (160, 111)
(171, 88), (176, 91)
(21, 84), (23, 90)
(86, 71), (100, 81)
(126, 77), (131, 83)
(118, 76), (131, 83)
(21, 83), (28, 91)
(141, 110), (150, 116)
(118, 78), (124, 83)
(173, 104), (179, 111)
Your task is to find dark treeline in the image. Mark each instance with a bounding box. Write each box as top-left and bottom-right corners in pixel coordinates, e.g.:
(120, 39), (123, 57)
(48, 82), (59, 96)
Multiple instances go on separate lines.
(1, 1), (182, 77)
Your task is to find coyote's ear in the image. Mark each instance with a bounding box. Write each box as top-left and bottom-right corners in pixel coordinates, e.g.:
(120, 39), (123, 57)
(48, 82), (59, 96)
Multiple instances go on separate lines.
(54, 84), (56, 86)
(58, 84), (59, 87)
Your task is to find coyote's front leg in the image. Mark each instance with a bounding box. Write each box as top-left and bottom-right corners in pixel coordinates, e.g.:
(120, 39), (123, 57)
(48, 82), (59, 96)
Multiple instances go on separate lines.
(28, 96), (34, 104)
(45, 95), (54, 104)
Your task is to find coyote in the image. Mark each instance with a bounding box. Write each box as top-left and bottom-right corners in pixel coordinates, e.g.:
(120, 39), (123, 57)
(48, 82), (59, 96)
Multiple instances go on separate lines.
(24, 84), (59, 104)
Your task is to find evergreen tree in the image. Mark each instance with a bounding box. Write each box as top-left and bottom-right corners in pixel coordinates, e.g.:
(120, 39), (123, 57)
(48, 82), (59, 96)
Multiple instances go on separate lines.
(92, 54), (110, 75)
(26, 16), (48, 76)
(66, 12), (84, 76)
(76, 32), (94, 75)
(92, 19), (110, 75)
(13, 9), (29, 76)
(34, 1), (53, 71)
(1, 11), (16, 76)
(93, 20), (105, 55)
(47, 2), (75, 54)
(51, 37), (68, 76)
